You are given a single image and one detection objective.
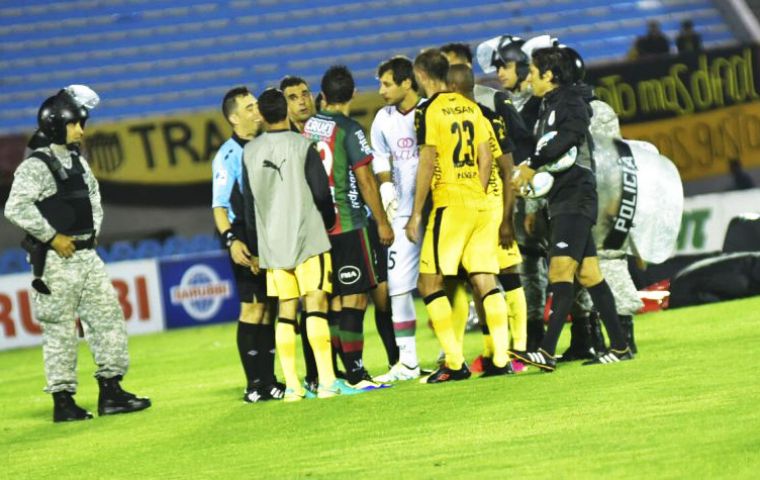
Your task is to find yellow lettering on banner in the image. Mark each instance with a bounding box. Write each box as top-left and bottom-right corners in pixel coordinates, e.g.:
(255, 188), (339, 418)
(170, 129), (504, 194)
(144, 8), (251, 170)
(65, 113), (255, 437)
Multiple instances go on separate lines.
(622, 101), (760, 181)
(83, 112), (230, 184)
(595, 47), (760, 121)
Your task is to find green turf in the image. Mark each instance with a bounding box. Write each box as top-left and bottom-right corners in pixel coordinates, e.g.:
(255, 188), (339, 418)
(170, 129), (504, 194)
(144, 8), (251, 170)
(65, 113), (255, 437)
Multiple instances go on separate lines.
(2, 297), (759, 479)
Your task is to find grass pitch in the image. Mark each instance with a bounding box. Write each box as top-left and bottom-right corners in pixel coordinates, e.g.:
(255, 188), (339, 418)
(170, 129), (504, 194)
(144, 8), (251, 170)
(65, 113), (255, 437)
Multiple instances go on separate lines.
(1, 296), (759, 479)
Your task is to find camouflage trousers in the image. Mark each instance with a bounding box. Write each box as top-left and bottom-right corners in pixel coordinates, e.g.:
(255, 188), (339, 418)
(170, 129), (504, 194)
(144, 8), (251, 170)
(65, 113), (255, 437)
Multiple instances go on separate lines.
(518, 254), (548, 324)
(598, 250), (643, 316)
(572, 251), (643, 317)
(34, 249), (129, 393)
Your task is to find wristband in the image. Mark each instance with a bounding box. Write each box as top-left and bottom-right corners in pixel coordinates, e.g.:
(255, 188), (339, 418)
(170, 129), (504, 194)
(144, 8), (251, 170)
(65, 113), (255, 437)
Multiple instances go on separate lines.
(221, 229), (238, 248)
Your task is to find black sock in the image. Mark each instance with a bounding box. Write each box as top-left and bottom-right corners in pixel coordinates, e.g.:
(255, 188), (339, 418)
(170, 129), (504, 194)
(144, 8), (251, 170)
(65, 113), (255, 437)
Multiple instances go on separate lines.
(328, 309), (343, 373)
(540, 282), (575, 356)
(237, 322), (260, 389)
(300, 310), (318, 383)
(339, 307), (366, 383)
(257, 323), (276, 385)
(375, 308), (399, 366)
(588, 281), (627, 350)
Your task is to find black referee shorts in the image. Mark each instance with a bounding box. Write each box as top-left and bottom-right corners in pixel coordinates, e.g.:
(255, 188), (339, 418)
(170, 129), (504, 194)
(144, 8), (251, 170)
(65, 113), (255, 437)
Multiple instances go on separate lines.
(548, 214), (597, 263)
(232, 262), (267, 304)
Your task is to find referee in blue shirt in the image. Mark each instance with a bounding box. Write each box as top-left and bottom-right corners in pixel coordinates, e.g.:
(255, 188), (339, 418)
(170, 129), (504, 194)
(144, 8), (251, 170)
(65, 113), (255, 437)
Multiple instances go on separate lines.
(212, 87), (282, 403)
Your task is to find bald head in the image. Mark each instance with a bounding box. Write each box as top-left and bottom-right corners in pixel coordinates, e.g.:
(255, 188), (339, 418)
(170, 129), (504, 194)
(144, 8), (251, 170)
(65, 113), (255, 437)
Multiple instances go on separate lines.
(446, 64), (475, 98)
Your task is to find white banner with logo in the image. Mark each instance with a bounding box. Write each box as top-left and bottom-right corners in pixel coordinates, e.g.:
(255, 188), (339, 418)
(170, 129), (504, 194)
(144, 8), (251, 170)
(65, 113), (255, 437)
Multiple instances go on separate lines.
(0, 259), (165, 351)
(675, 188), (760, 255)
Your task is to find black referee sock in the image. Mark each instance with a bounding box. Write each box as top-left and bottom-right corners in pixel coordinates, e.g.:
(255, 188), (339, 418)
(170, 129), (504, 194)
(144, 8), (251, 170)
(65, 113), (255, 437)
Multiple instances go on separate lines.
(540, 282), (575, 356)
(587, 280), (627, 351)
(375, 307), (399, 366)
(339, 307), (366, 384)
(300, 310), (318, 383)
(237, 322), (261, 389)
(257, 323), (276, 386)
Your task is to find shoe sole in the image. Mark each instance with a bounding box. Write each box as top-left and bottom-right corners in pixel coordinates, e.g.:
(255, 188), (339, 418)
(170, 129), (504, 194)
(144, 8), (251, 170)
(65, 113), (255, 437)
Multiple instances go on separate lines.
(509, 351), (555, 372)
(98, 403), (151, 416)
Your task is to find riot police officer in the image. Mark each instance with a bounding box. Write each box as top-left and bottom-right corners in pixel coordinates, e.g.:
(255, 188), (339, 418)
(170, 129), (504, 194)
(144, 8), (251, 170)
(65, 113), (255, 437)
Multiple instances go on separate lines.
(4, 90), (151, 422)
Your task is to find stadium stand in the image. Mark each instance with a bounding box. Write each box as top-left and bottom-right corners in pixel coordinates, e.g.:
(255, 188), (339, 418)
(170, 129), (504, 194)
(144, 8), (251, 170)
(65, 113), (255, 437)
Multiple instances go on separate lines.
(0, 234), (223, 274)
(0, 0), (738, 134)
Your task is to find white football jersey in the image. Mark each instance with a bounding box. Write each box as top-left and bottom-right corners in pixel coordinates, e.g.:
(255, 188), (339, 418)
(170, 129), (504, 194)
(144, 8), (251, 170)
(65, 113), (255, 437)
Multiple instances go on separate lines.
(370, 99), (425, 218)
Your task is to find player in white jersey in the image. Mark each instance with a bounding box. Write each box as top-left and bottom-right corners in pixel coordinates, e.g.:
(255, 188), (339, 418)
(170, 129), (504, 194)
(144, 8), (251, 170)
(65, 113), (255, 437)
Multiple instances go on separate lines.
(371, 56), (426, 382)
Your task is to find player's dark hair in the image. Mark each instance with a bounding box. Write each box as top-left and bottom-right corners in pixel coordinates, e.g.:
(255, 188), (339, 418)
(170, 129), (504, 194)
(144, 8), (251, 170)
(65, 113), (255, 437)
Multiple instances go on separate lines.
(221, 86), (251, 123)
(440, 43), (473, 64)
(446, 64), (475, 95)
(279, 75), (309, 91)
(532, 47), (574, 86)
(257, 88), (288, 124)
(321, 65), (355, 104)
(377, 56), (418, 90)
(414, 48), (449, 82)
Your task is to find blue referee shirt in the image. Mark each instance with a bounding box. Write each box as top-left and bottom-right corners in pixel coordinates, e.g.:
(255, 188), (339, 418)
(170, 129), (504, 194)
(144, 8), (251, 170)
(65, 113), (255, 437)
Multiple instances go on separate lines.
(211, 134), (247, 224)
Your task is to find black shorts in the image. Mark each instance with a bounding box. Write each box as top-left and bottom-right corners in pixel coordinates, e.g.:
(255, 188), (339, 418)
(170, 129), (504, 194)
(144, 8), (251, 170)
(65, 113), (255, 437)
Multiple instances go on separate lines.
(367, 218), (388, 284)
(548, 214), (597, 263)
(329, 227), (378, 296)
(232, 261), (267, 303)
(228, 223), (267, 303)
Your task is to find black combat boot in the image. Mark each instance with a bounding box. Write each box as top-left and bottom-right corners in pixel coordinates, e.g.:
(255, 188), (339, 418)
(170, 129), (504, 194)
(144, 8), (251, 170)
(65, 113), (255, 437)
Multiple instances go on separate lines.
(559, 314), (595, 362)
(97, 376), (151, 416)
(619, 315), (637, 354)
(52, 391), (93, 423)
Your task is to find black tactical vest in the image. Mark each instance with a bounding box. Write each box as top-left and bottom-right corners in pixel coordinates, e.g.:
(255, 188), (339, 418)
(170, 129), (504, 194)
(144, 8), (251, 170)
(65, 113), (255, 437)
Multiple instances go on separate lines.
(31, 150), (95, 236)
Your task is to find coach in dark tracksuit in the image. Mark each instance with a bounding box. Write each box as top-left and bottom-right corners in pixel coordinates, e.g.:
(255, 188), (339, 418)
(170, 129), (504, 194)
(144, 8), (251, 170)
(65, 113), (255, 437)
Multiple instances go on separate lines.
(510, 47), (632, 371)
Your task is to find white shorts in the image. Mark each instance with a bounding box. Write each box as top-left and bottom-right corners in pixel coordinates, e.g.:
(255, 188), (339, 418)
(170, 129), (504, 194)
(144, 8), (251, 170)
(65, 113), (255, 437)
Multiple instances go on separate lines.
(387, 215), (423, 297)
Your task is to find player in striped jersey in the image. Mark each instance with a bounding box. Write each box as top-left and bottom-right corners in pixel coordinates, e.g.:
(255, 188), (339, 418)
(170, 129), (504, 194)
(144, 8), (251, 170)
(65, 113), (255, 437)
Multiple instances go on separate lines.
(302, 65), (394, 390)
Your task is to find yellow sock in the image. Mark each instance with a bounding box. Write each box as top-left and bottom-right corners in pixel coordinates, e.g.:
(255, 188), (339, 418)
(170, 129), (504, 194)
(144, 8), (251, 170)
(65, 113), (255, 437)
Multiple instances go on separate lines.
(306, 313), (336, 386)
(447, 280), (470, 346)
(474, 295), (494, 358)
(505, 286), (528, 351)
(483, 290), (510, 368)
(425, 293), (464, 369)
(275, 319), (300, 392)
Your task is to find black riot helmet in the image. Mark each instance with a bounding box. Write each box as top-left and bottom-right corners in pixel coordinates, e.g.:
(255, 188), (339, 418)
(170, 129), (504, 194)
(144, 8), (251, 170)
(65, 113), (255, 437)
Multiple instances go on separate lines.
(561, 46), (586, 83)
(496, 36), (530, 82)
(37, 91), (89, 145)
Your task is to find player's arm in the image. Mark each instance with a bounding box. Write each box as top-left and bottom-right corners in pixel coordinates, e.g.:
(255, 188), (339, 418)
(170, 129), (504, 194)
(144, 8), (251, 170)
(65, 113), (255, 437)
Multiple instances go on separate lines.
(370, 114), (397, 220)
(348, 125), (394, 246)
(494, 92), (533, 164)
(305, 143), (336, 230)
(355, 165), (393, 246)
(498, 151), (516, 247)
(406, 107), (435, 244)
(477, 115), (497, 192)
(405, 144), (434, 244)
(527, 97), (589, 170)
(212, 149), (251, 267)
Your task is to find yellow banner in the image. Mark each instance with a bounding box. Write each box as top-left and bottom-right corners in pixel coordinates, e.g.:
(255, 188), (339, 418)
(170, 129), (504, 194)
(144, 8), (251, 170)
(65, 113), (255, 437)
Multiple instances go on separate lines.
(83, 111), (232, 184)
(622, 101), (760, 181)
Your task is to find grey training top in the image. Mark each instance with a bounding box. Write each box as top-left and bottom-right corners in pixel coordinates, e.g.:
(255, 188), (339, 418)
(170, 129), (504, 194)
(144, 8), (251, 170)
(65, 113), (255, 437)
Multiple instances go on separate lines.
(243, 130), (333, 270)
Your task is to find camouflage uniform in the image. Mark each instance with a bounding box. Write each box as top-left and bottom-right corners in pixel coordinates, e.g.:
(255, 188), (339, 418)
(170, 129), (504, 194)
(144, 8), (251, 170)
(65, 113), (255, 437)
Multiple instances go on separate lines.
(514, 197), (550, 349)
(4, 144), (129, 393)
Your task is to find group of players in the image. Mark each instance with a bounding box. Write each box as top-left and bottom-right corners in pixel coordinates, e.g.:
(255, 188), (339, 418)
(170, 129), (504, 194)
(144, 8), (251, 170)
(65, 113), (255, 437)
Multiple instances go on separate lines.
(212, 35), (635, 404)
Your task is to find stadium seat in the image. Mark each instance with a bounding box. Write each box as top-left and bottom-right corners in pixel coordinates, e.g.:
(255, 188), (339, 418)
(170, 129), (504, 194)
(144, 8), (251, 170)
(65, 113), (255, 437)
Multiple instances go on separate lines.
(133, 239), (164, 259)
(107, 241), (137, 262)
(0, 248), (28, 275)
(0, 0), (740, 134)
